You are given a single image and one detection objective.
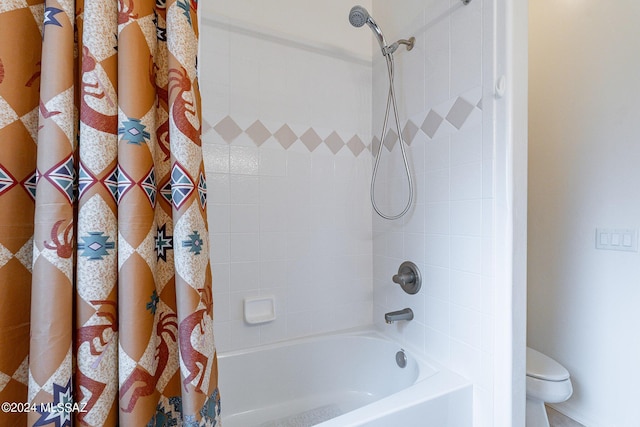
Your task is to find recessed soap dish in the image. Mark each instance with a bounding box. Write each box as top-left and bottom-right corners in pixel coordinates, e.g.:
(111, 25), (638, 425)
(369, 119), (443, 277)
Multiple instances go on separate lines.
(244, 296), (276, 324)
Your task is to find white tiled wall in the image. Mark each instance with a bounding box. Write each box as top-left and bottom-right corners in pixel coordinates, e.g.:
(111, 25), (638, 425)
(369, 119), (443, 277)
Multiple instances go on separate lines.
(199, 15), (373, 352)
(201, 1), (501, 424)
(370, 1), (496, 426)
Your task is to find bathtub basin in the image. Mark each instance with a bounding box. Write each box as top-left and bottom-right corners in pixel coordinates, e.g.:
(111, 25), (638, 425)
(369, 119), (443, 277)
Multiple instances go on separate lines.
(218, 328), (472, 426)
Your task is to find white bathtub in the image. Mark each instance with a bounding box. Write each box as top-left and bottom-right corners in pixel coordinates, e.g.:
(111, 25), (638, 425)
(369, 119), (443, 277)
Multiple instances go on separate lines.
(218, 328), (472, 426)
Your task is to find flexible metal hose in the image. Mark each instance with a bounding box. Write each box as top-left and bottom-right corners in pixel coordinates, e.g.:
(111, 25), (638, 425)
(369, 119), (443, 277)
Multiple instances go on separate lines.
(370, 54), (414, 220)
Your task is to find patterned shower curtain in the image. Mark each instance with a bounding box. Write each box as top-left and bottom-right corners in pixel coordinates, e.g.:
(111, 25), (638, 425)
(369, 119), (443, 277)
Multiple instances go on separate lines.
(0, 0), (220, 426)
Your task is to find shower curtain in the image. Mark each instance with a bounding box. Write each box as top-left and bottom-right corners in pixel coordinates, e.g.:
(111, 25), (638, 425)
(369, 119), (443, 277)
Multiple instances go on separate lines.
(0, 0), (220, 426)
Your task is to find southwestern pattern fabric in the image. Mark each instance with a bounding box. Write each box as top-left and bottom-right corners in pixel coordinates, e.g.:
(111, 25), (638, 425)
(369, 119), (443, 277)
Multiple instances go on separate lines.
(0, 0), (220, 426)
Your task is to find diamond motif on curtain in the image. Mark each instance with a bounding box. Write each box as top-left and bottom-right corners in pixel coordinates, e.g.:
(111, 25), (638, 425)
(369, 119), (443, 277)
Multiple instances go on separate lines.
(170, 163), (194, 209)
(77, 232), (115, 260)
(102, 165), (119, 203)
(119, 117), (151, 145)
(117, 165), (134, 201)
(197, 171), (206, 209)
(44, 155), (76, 202)
(159, 179), (172, 205)
(0, 165), (17, 195)
(21, 170), (38, 200)
(140, 167), (157, 208)
(77, 162), (96, 200)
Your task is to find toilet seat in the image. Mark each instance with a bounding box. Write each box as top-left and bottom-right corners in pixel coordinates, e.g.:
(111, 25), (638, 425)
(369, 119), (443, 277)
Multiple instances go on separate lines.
(526, 375), (573, 403)
(526, 347), (569, 381)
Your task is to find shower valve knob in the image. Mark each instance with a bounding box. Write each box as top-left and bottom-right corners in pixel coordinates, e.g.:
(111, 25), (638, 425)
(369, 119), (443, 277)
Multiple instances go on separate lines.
(392, 272), (414, 286)
(392, 261), (421, 295)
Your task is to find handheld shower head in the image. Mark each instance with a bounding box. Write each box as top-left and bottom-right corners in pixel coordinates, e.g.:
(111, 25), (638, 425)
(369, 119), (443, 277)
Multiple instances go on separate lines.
(348, 5), (369, 27)
(349, 5), (387, 53)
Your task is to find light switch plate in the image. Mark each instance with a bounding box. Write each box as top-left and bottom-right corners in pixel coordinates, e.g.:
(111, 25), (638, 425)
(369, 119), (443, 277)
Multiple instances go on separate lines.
(596, 228), (638, 252)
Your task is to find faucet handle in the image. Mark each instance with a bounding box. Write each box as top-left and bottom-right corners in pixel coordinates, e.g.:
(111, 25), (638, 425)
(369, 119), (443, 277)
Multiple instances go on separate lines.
(393, 261), (421, 295)
(392, 272), (414, 286)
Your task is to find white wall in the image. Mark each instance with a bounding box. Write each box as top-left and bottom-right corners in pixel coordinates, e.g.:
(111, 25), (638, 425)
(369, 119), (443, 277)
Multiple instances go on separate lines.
(200, 1), (373, 351)
(369, 0), (512, 426)
(529, 1), (640, 425)
(200, 0), (372, 61)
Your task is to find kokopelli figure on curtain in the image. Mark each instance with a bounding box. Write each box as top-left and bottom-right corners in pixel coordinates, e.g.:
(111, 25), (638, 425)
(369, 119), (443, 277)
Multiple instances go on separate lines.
(168, 67), (200, 146)
(179, 286), (213, 393)
(120, 312), (178, 413)
(80, 46), (117, 134)
(75, 300), (118, 424)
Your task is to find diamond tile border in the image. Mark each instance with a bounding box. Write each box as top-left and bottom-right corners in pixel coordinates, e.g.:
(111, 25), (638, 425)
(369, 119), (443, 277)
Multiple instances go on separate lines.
(273, 125), (297, 149)
(300, 128), (323, 152)
(346, 136), (365, 157)
(421, 110), (444, 139)
(446, 97), (475, 129)
(214, 116), (242, 143)
(245, 120), (271, 146)
(324, 131), (344, 154)
(205, 88), (483, 157)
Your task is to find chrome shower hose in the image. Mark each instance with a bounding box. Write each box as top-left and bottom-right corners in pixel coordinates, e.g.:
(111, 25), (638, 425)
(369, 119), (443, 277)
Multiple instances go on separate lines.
(370, 53), (414, 220)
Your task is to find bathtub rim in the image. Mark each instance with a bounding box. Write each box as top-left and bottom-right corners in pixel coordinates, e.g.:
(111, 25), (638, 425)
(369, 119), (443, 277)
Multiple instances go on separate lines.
(217, 325), (472, 426)
(217, 325), (442, 380)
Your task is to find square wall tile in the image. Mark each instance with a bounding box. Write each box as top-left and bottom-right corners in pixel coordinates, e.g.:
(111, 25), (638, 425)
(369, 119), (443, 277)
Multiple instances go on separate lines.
(424, 134), (450, 171)
(450, 270), (482, 312)
(259, 148), (287, 176)
(451, 124), (482, 166)
(424, 202), (450, 235)
(422, 265), (450, 301)
(229, 233), (260, 262)
(210, 263), (230, 294)
(451, 304), (483, 349)
(210, 233), (230, 264)
(229, 175), (259, 204)
(208, 204), (230, 233)
(229, 205), (259, 233)
(425, 296), (449, 334)
(203, 143), (230, 174)
(451, 236), (482, 274)
(450, 162), (482, 200)
(229, 262), (260, 292)
(260, 260), (287, 289)
(207, 173), (230, 204)
(424, 169), (450, 202)
(230, 146), (259, 175)
(450, 199), (482, 236)
(425, 234), (450, 268)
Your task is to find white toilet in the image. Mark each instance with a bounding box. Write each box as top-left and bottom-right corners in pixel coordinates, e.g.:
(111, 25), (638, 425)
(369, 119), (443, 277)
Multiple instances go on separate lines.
(526, 347), (573, 427)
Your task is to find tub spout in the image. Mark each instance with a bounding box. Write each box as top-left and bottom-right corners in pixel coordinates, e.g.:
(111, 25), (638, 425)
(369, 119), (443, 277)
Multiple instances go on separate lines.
(384, 308), (414, 324)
